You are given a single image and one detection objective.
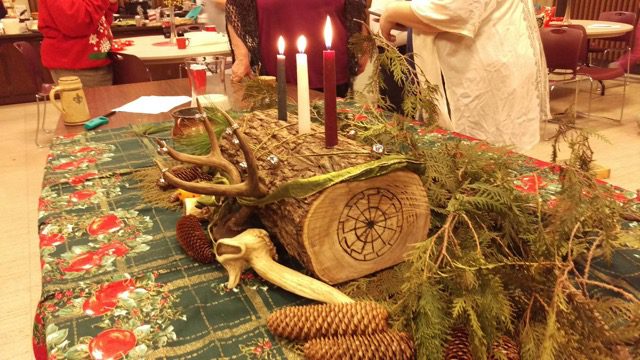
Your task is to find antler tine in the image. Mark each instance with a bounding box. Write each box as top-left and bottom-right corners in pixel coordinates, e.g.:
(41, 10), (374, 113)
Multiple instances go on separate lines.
(215, 107), (266, 198)
(154, 103), (266, 198)
(196, 98), (223, 159)
(154, 107), (241, 184)
(154, 158), (256, 197)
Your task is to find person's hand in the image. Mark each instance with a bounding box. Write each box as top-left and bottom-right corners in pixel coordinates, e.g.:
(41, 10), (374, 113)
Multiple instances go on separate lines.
(231, 58), (251, 83)
(379, 12), (399, 43)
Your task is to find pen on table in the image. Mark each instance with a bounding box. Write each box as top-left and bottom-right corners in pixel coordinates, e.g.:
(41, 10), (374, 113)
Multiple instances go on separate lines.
(103, 110), (116, 118)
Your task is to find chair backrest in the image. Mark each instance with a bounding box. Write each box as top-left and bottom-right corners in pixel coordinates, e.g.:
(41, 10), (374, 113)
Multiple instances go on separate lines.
(12, 41), (46, 90)
(550, 24), (589, 65)
(540, 27), (584, 75)
(597, 11), (637, 44)
(108, 52), (152, 85)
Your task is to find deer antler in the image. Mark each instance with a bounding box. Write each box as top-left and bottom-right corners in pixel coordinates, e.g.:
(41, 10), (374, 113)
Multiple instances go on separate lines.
(155, 101), (266, 198)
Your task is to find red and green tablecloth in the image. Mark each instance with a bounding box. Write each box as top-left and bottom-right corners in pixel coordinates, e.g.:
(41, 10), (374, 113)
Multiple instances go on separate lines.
(33, 107), (639, 359)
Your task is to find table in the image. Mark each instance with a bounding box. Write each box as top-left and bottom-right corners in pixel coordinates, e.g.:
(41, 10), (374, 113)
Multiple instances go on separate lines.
(118, 34), (231, 65)
(37, 81), (640, 359)
(55, 79), (190, 136)
(55, 78), (308, 137)
(550, 19), (634, 39)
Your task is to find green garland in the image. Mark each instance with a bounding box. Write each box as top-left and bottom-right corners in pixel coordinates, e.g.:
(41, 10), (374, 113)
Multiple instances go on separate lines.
(144, 29), (640, 359)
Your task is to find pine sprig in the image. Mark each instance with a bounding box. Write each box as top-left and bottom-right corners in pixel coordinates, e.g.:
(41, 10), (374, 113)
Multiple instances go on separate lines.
(349, 26), (440, 124)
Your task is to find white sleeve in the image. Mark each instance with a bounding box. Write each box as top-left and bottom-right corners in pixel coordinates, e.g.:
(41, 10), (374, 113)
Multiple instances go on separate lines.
(410, 0), (496, 38)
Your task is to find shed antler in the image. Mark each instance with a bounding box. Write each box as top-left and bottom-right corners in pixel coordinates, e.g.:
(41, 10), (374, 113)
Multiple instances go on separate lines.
(155, 102), (266, 198)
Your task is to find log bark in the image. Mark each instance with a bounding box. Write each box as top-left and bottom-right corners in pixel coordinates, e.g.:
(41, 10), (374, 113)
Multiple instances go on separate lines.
(214, 109), (430, 284)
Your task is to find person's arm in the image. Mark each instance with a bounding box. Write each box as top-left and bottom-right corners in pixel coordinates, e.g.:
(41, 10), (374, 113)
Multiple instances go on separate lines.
(225, 0), (256, 82)
(379, 2), (440, 42)
(106, 0), (119, 26)
(227, 23), (252, 81)
(46, 0), (115, 37)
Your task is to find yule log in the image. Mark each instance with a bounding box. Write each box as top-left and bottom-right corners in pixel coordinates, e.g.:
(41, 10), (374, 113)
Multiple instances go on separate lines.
(158, 108), (430, 284)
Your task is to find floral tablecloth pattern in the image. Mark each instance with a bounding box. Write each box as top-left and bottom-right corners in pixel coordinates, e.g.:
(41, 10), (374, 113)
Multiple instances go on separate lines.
(34, 128), (307, 360)
(34, 110), (639, 359)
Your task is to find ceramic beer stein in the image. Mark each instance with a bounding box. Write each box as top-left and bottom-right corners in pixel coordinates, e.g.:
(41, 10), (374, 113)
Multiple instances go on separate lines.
(49, 76), (91, 126)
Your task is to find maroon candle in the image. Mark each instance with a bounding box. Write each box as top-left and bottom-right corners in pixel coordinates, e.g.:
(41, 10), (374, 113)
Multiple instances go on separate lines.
(277, 36), (288, 121)
(323, 16), (337, 148)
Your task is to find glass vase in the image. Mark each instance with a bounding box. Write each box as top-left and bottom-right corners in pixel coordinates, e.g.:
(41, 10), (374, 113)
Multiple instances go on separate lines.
(169, 5), (177, 44)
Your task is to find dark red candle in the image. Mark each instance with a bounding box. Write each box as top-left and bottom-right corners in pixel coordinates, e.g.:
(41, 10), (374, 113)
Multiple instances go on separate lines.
(323, 16), (338, 148)
(277, 36), (287, 121)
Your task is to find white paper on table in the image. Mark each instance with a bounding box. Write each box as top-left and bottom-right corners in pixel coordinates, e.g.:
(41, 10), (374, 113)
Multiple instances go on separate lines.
(112, 96), (191, 114)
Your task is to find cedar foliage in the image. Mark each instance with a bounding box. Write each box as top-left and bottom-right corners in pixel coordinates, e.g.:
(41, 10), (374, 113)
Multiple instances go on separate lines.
(344, 31), (640, 359)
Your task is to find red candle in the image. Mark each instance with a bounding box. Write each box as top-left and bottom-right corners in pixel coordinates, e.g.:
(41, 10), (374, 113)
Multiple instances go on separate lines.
(323, 16), (337, 148)
(277, 36), (287, 121)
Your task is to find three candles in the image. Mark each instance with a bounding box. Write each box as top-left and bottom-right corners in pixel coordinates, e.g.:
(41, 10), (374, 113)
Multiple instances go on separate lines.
(278, 16), (338, 147)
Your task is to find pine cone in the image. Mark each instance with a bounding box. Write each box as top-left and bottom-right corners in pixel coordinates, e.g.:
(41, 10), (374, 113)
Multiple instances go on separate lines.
(171, 166), (213, 183)
(304, 331), (414, 360)
(267, 302), (388, 340)
(489, 336), (520, 360)
(444, 328), (472, 360)
(445, 328), (520, 360)
(175, 215), (215, 264)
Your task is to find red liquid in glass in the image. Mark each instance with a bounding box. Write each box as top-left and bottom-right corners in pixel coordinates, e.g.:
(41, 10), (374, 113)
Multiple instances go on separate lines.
(188, 65), (207, 96)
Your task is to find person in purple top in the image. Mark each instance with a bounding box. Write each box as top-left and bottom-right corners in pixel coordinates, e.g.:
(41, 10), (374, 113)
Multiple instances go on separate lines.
(226, 0), (368, 97)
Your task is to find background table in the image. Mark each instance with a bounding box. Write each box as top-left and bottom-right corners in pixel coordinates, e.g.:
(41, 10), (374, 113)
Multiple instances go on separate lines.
(550, 19), (634, 39)
(118, 34), (231, 65)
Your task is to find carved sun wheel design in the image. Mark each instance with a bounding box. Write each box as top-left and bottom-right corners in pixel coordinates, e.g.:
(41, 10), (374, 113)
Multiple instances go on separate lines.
(337, 188), (404, 261)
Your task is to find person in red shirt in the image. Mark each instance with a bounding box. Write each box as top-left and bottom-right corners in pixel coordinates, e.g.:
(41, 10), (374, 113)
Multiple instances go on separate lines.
(38, 0), (119, 87)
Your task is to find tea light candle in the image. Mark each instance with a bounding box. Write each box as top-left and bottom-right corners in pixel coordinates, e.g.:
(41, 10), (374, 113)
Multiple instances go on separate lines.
(323, 16), (337, 148)
(296, 35), (311, 134)
(277, 36), (287, 121)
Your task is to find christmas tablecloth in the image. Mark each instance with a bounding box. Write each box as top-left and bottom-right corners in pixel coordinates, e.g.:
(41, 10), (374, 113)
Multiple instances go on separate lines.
(33, 108), (640, 359)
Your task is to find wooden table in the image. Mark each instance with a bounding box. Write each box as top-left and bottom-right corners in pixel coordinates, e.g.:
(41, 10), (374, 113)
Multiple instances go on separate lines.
(117, 34), (230, 64)
(55, 79), (190, 136)
(55, 78), (313, 136)
(550, 19), (634, 39)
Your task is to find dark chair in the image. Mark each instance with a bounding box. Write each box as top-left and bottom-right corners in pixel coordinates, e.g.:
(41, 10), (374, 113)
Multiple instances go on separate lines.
(12, 41), (55, 147)
(546, 25), (627, 123)
(539, 27), (584, 123)
(576, 22), (627, 122)
(550, 24), (589, 65)
(108, 52), (152, 85)
(590, 11), (637, 57)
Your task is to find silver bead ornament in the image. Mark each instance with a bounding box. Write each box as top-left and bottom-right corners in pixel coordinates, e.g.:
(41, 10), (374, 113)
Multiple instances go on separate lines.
(238, 161), (247, 170)
(266, 154), (280, 167)
(156, 140), (169, 155)
(346, 129), (357, 139)
(372, 143), (385, 154)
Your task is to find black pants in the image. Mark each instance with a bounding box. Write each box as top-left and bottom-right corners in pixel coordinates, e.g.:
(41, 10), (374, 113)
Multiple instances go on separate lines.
(379, 45), (411, 115)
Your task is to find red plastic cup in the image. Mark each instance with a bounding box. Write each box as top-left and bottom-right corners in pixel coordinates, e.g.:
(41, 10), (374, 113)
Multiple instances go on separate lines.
(204, 25), (217, 32)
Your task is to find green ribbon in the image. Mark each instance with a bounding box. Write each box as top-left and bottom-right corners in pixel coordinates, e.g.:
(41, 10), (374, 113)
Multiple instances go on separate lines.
(88, 52), (108, 60)
(238, 155), (424, 207)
